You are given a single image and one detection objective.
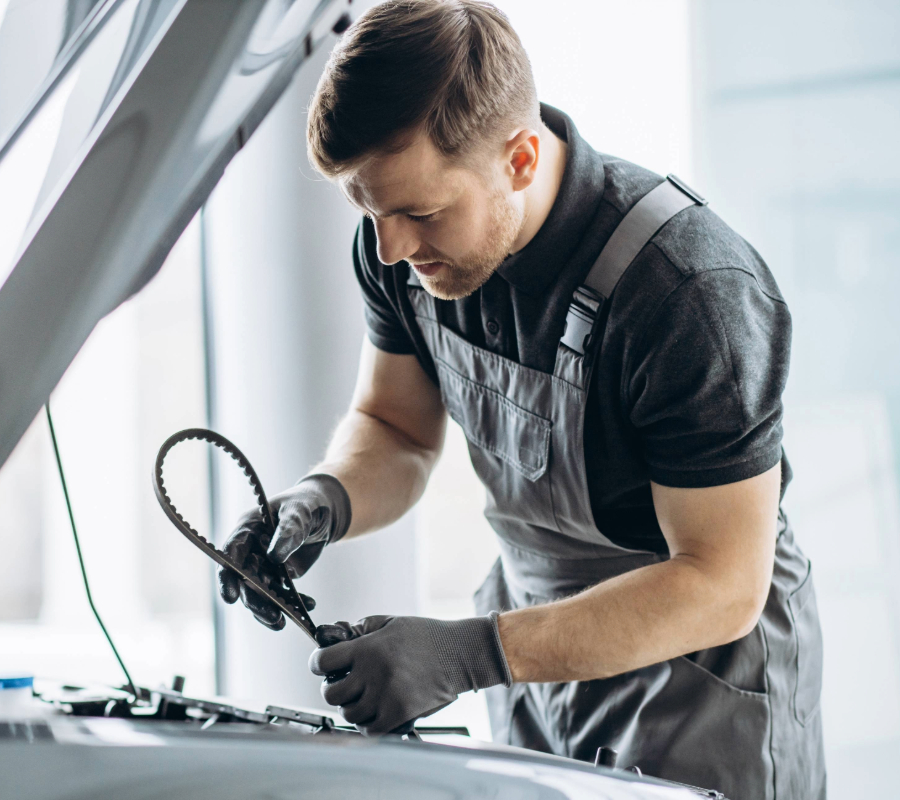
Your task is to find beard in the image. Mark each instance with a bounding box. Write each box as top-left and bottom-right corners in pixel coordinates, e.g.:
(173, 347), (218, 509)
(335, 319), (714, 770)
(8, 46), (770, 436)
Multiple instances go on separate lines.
(413, 189), (524, 301)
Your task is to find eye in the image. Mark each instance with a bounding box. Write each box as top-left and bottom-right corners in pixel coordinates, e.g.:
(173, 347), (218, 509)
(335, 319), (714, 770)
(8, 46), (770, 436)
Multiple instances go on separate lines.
(408, 212), (438, 223)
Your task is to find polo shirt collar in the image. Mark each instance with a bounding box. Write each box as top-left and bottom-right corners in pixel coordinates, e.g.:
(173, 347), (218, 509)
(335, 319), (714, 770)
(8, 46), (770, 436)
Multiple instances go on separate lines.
(496, 103), (606, 294)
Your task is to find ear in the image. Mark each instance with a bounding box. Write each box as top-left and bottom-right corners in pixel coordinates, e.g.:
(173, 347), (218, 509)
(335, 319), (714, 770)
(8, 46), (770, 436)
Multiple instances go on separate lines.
(503, 128), (540, 191)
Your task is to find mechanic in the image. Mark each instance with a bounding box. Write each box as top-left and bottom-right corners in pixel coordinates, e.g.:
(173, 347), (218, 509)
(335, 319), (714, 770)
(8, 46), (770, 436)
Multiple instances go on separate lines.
(217, 1), (825, 797)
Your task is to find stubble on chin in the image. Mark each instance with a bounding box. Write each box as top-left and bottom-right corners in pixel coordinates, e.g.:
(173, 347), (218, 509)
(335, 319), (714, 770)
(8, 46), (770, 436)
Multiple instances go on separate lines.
(419, 191), (523, 302)
(420, 262), (494, 300)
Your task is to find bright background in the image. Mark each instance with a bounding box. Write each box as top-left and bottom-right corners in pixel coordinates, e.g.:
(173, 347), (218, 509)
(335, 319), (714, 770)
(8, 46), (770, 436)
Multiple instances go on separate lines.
(1, 1), (898, 796)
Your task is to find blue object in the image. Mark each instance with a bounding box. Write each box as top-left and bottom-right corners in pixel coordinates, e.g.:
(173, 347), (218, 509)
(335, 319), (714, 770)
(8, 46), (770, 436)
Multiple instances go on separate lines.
(0, 677), (33, 690)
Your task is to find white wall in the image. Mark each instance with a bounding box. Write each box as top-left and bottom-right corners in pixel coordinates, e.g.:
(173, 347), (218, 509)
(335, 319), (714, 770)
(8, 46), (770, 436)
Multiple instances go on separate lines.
(499, 0), (693, 179)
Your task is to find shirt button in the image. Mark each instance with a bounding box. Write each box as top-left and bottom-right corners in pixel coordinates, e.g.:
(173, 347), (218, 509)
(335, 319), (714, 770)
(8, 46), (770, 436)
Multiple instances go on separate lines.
(486, 319), (500, 335)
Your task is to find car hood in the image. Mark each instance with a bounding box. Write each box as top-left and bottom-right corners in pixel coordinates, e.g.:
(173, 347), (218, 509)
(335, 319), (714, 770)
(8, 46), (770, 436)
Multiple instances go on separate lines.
(0, 0), (350, 468)
(0, 716), (698, 800)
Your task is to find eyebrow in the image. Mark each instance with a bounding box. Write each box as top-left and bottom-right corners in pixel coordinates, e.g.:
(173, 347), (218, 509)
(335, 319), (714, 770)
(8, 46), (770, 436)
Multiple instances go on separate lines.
(343, 189), (441, 219)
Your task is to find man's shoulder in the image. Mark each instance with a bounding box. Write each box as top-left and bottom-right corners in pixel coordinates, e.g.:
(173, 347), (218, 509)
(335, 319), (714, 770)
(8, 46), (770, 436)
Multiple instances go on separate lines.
(651, 202), (786, 306)
(596, 155), (785, 307)
(597, 154), (663, 216)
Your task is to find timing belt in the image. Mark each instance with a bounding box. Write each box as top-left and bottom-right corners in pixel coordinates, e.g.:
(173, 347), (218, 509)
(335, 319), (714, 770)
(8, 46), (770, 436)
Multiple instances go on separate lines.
(152, 428), (318, 642)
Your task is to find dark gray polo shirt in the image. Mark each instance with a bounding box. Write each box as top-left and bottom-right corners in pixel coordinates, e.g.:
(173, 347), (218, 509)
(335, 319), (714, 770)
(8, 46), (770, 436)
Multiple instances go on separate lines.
(353, 104), (792, 553)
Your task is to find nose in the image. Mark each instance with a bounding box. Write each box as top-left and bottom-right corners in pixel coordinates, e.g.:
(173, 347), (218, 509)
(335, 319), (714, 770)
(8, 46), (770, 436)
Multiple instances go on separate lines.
(373, 217), (420, 266)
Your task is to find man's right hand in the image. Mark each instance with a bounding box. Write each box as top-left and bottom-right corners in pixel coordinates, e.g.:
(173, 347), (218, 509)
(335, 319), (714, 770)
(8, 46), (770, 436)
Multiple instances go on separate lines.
(217, 473), (351, 630)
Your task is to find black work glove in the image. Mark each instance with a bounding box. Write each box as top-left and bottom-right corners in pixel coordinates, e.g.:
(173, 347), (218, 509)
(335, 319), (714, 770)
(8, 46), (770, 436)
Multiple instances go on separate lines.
(217, 473), (351, 630)
(309, 613), (512, 735)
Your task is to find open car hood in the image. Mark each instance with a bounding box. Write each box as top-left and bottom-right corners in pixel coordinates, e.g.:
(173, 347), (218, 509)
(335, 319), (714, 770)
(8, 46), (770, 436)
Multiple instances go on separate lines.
(1, 716), (701, 800)
(0, 0), (351, 468)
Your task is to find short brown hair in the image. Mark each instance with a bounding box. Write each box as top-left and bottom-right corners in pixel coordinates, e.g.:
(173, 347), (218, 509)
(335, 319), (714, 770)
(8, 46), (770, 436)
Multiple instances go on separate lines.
(307, 0), (539, 178)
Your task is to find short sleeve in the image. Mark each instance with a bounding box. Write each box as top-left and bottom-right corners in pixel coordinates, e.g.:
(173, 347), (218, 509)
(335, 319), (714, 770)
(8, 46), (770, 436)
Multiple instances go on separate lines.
(352, 218), (416, 355)
(626, 268), (791, 488)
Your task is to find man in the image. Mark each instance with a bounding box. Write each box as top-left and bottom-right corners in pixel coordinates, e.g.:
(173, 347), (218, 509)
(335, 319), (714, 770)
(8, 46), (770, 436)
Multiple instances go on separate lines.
(218, 1), (826, 797)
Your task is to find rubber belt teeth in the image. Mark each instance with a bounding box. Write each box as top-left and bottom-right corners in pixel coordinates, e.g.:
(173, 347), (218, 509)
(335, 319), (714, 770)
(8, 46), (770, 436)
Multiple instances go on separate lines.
(153, 428), (318, 642)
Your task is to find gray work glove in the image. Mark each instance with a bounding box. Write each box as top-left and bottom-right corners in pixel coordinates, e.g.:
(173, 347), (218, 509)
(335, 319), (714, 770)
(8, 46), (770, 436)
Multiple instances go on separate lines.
(218, 473), (351, 630)
(309, 613), (512, 735)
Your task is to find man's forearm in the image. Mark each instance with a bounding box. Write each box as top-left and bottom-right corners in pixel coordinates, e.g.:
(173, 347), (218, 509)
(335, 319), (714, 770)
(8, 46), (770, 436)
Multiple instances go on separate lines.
(499, 468), (780, 683)
(310, 408), (444, 538)
(497, 555), (767, 683)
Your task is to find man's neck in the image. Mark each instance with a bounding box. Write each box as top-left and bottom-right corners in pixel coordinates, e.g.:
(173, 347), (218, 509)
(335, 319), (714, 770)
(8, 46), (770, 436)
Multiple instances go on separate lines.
(509, 123), (568, 254)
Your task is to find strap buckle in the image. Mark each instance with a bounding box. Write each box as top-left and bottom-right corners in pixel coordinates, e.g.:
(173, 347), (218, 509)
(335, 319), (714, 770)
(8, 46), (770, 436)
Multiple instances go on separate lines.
(666, 173), (707, 206)
(560, 287), (604, 355)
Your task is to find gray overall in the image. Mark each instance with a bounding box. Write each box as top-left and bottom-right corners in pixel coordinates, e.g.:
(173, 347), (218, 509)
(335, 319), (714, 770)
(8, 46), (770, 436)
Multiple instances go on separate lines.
(408, 177), (826, 800)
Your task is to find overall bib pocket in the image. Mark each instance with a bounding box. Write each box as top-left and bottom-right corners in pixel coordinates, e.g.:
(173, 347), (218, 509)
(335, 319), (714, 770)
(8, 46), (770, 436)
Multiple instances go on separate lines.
(788, 563), (824, 725)
(435, 359), (559, 532)
(436, 359), (551, 480)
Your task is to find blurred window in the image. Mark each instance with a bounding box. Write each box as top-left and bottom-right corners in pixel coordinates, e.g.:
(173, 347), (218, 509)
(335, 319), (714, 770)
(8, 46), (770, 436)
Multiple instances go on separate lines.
(693, 1), (900, 792)
(0, 216), (215, 695)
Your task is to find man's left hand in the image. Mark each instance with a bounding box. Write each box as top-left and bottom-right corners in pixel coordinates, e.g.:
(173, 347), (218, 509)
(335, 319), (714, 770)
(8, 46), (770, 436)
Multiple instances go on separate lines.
(309, 614), (511, 735)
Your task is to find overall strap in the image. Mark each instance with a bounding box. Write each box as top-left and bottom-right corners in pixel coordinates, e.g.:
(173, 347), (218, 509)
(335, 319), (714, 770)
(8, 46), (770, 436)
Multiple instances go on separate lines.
(559, 174), (707, 356)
